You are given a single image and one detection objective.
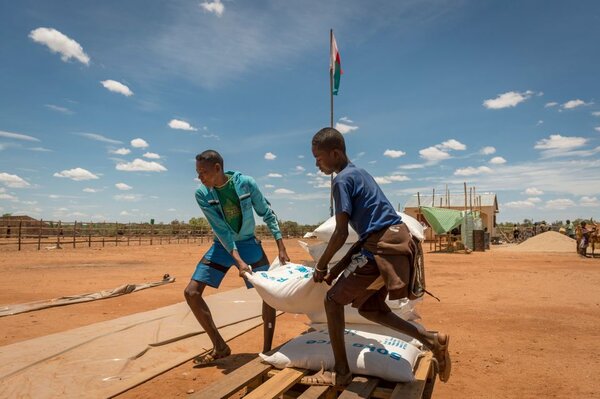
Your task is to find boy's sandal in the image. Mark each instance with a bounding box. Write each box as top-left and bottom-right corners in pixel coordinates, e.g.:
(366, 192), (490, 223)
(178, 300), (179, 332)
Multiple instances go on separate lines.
(430, 333), (451, 383)
(192, 347), (231, 366)
(301, 367), (353, 387)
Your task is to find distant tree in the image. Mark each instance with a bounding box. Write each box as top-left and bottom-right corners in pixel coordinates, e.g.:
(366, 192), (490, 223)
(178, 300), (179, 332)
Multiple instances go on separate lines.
(2, 213), (12, 217)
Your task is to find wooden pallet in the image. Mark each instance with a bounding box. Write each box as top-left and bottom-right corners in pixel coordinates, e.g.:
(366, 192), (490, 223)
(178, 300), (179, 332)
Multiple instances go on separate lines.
(196, 351), (436, 399)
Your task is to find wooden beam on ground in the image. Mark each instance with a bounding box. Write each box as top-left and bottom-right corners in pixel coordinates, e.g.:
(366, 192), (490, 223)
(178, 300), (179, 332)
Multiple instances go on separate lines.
(297, 385), (335, 399)
(390, 352), (434, 399)
(338, 376), (380, 399)
(244, 367), (308, 399)
(195, 356), (272, 399)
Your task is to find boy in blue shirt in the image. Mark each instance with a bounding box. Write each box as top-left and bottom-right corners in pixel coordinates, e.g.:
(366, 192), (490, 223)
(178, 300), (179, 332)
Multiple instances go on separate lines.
(185, 150), (290, 365)
(306, 127), (451, 386)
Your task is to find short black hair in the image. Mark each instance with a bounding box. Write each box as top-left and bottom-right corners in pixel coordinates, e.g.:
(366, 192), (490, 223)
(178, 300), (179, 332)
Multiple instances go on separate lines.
(195, 150), (223, 167)
(312, 127), (346, 152)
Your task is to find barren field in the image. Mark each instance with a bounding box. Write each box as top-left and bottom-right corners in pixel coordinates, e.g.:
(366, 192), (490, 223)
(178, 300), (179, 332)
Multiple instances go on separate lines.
(1, 239), (599, 398)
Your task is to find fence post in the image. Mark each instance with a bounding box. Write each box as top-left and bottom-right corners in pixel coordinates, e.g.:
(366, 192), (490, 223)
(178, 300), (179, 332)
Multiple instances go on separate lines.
(57, 220), (62, 248)
(38, 219), (42, 250)
(88, 221), (92, 247)
(150, 223), (154, 245)
(18, 221), (22, 251)
(115, 221), (118, 247)
(127, 222), (130, 246)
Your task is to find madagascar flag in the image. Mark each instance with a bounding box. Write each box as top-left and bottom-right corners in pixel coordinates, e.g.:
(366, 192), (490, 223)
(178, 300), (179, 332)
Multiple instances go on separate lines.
(330, 33), (342, 95)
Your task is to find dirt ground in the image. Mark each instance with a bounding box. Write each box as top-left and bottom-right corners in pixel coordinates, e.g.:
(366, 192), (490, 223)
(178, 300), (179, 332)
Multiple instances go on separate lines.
(1, 239), (599, 398)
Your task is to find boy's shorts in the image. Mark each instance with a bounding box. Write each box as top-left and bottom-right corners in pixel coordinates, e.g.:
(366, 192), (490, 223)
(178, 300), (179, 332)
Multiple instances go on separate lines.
(191, 236), (269, 289)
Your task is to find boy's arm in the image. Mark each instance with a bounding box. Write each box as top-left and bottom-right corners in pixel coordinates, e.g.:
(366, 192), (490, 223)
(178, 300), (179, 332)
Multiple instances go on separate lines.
(313, 212), (349, 283)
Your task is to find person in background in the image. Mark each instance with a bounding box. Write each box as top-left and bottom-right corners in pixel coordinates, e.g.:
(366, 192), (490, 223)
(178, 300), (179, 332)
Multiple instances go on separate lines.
(185, 150), (290, 365)
(565, 220), (575, 239)
(579, 221), (590, 257)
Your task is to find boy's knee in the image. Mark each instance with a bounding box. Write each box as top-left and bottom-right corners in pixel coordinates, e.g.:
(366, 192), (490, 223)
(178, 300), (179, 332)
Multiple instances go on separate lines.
(184, 285), (203, 301)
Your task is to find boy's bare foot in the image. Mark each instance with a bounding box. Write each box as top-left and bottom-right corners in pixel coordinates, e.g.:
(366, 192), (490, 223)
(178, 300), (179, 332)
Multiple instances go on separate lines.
(430, 333), (451, 383)
(192, 345), (231, 367)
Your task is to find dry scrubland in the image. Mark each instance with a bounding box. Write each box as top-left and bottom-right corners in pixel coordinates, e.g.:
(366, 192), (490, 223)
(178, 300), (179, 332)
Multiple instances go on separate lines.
(0, 237), (599, 398)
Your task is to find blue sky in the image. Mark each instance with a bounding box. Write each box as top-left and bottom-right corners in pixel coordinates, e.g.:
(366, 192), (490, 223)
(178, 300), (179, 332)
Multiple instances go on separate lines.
(1, 0), (599, 225)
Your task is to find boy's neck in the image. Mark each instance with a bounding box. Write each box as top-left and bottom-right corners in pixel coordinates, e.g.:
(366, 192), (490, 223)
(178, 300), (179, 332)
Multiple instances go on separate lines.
(214, 172), (229, 187)
(334, 157), (349, 173)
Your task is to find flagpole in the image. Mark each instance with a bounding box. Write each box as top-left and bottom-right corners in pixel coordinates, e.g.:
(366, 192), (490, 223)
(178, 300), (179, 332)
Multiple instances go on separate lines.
(329, 28), (334, 217)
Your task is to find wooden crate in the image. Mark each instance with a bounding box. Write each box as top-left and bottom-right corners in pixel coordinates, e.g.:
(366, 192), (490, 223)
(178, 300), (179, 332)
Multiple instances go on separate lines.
(196, 351), (436, 399)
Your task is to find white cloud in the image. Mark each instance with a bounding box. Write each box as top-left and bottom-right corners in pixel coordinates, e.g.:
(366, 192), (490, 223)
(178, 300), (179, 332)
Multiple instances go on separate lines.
(439, 139), (466, 151)
(536, 120), (543, 126)
(131, 138), (149, 148)
(115, 183), (133, 191)
(29, 27), (90, 65)
(143, 152), (161, 159)
(264, 152), (277, 160)
(480, 146), (496, 155)
(83, 188), (99, 193)
(375, 177), (392, 185)
(527, 197), (542, 203)
(298, 155), (305, 159)
(0, 130), (40, 142)
(383, 149), (406, 158)
(295, 166), (305, 172)
(200, 0), (225, 16)
(0, 172), (30, 188)
(489, 156), (507, 165)
(534, 134), (588, 158)
(399, 164), (424, 170)
(29, 147), (52, 152)
(45, 104), (73, 114)
(120, 211), (131, 216)
(112, 148), (131, 155)
(419, 146), (450, 162)
(562, 99), (589, 109)
(454, 166), (492, 176)
(580, 196), (600, 207)
(545, 198), (575, 209)
(0, 193), (18, 201)
(114, 194), (141, 202)
(504, 200), (536, 209)
(545, 102), (558, 108)
(483, 90), (533, 109)
(339, 116), (353, 123)
(594, 127), (600, 133)
(274, 188), (295, 194)
(79, 133), (122, 144)
(101, 80), (133, 96)
(167, 208), (176, 212)
(525, 187), (544, 195)
(267, 173), (282, 178)
(264, 184), (275, 188)
(116, 158), (167, 172)
(53, 167), (99, 181)
(335, 122), (359, 134)
(592, 111), (600, 117)
(374, 174), (409, 185)
(168, 119), (198, 131)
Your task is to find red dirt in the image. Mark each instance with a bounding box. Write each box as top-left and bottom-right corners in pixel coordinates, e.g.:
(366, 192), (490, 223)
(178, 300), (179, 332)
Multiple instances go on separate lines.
(0, 240), (599, 398)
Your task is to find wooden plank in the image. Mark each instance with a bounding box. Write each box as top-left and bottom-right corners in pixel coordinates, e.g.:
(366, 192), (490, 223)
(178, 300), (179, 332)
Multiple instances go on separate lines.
(390, 352), (433, 399)
(191, 355), (272, 399)
(244, 367), (308, 399)
(297, 385), (333, 399)
(338, 376), (380, 399)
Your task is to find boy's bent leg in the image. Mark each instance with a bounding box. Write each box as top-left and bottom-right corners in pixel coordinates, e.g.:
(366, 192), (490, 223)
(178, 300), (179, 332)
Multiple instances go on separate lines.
(324, 295), (353, 383)
(262, 301), (276, 353)
(358, 300), (451, 382)
(184, 280), (230, 362)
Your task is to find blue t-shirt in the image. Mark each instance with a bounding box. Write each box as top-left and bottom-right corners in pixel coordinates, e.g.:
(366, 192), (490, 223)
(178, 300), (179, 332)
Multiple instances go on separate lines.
(332, 163), (401, 239)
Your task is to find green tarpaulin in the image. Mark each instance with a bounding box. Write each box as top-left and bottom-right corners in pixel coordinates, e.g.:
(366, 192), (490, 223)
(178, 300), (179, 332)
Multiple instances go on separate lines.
(420, 206), (464, 235)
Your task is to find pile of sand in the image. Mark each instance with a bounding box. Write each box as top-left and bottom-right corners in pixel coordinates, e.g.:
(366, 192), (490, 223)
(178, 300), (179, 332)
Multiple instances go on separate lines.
(503, 231), (576, 253)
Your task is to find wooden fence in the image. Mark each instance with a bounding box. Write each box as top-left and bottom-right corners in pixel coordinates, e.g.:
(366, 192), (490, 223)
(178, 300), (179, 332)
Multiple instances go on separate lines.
(0, 219), (309, 251)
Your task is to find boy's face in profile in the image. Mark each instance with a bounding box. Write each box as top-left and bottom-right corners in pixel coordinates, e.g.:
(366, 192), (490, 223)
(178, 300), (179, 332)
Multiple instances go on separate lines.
(196, 160), (221, 188)
(312, 144), (337, 175)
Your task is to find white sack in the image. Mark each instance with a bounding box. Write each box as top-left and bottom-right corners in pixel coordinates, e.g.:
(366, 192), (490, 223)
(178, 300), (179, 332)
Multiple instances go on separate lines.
(297, 241), (355, 265)
(309, 212), (425, 243)
(245, 263), (328, 314)
(308, 322), (424, 349)
(260, 328), (423, 382)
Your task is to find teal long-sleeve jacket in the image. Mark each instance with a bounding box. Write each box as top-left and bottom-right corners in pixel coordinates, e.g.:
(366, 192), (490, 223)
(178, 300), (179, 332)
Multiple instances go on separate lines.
(195, 171), (282, 253)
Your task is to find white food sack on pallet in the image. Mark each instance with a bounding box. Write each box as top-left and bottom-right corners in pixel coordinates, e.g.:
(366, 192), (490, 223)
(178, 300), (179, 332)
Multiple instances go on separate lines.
(260, 328), (423, 382)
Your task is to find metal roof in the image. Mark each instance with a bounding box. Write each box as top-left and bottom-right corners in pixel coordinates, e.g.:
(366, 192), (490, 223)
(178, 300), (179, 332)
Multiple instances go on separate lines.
(403, 192), (498, 211)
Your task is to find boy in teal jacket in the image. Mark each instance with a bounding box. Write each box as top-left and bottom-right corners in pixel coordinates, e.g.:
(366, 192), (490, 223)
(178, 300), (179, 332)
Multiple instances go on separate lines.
(185, 150), (290, 365)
